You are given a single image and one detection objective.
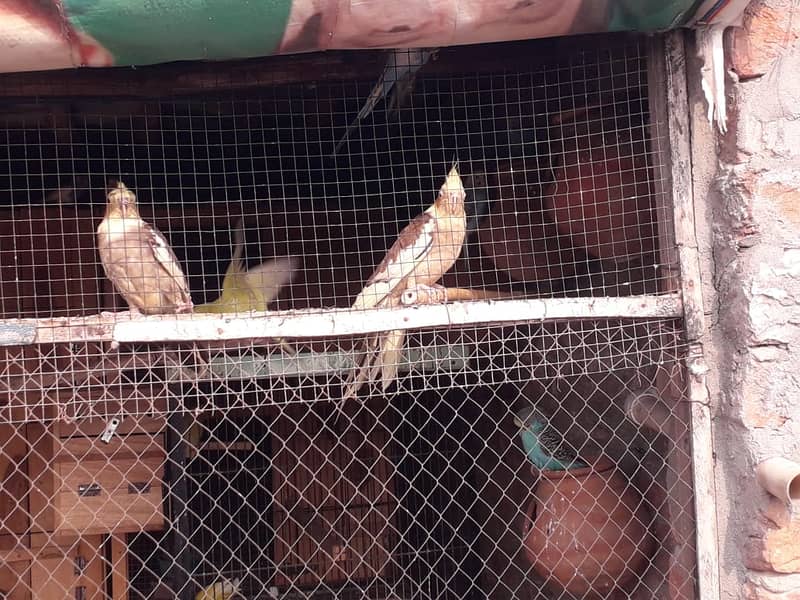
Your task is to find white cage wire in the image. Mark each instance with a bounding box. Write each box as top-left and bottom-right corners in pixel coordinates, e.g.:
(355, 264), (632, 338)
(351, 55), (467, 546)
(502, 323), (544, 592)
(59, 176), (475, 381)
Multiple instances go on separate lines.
(0, 33), (706, 600)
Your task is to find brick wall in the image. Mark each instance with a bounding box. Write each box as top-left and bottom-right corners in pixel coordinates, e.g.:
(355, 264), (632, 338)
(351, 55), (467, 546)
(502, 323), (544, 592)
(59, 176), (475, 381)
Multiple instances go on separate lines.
(691, 1), (800, 598)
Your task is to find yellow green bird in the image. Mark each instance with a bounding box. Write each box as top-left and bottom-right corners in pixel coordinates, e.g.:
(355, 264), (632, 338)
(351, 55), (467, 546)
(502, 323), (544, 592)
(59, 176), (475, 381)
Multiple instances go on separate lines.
(194, 577), (241, 600)
(196, 218), (298, 314)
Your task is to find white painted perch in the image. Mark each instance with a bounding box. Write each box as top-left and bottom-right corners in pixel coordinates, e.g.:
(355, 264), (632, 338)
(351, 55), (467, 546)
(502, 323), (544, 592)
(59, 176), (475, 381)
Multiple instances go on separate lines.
(0, 294), (684, 346)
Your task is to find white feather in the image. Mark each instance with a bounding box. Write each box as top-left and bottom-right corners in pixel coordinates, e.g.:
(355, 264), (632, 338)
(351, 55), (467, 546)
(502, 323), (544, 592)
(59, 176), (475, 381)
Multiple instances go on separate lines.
(354, 216), (435, 309)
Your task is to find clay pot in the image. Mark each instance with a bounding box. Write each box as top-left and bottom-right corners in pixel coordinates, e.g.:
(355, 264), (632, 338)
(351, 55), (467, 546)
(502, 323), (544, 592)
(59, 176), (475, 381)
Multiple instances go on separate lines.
(522, 459), (655, 598)
(475, 159), (584, 284)
(544, 112), (656, 266)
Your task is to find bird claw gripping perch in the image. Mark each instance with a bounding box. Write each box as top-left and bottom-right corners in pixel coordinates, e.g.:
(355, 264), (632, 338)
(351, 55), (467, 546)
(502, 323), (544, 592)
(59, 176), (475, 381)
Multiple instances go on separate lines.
(401, 283), (449, 306)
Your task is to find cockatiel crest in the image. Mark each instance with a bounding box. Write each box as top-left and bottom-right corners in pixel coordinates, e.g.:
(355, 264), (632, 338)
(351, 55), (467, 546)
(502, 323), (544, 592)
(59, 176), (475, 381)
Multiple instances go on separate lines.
(342, 165), (466, 402)
(97, 181), (193, 314)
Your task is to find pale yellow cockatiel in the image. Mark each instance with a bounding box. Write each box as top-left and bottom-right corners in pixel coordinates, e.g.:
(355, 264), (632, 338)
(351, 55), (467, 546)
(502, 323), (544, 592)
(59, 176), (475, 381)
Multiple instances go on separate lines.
(97, 181), (193, 314)
(342, 165), (467, 402)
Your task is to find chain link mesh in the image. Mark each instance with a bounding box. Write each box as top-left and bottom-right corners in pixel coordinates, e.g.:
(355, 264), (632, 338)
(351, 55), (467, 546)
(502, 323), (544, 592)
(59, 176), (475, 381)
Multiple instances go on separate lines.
(0, 35), (697, 600)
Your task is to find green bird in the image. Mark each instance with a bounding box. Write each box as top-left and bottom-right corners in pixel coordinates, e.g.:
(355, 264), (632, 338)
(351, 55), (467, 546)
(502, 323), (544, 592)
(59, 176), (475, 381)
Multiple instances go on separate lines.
(196, 218), (297, 314)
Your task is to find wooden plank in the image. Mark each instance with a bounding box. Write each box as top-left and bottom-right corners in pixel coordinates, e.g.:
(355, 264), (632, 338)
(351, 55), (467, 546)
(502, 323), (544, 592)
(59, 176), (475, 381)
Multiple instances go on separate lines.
(0, 323), (36, 346)
(0, 201), (260, 234)
(78, 535), (106, 600)
(647, 34), (696, 600)
(272, 407), (395, 587)
(29, 557), (68, 599)
(0, 425), (30, 544)
(664, 29), (719, 600)
(28, 535), (105, 600)
(647, 37), (681, 296)
(53, 435), (165, 536)
(1, 294), (683, 346)
(184, 343), (471, 381)
(110, 534), (129, 600)
(0, 389), (172, 426)
(652, 31), (719, 600)
(0, 206), (101, 320)
(57, 416), (166, 438)
(24, 423), (55, 534)
(0, 558), (30, 599)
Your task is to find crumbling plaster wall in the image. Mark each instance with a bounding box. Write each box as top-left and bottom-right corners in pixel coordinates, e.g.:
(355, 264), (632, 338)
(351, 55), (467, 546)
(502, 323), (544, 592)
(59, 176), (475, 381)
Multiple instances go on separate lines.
(686, 1), (800, 598)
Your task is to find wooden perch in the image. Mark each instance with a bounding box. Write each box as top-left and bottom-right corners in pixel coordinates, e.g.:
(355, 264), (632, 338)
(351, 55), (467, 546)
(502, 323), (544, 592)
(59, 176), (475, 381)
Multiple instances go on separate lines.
(550, 104), (602, 125)
(404, 287), (516, 304)
(0, 294), (684, 347)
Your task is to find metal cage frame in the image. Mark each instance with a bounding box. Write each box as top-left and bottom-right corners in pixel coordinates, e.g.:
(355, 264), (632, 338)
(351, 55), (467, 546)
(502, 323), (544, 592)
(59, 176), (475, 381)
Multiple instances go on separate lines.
(0, 30), (718, 600)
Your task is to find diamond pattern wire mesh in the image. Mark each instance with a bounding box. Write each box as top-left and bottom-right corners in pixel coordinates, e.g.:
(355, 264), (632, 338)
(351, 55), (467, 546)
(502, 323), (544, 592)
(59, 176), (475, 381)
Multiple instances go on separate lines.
(0, 35), (697, 600)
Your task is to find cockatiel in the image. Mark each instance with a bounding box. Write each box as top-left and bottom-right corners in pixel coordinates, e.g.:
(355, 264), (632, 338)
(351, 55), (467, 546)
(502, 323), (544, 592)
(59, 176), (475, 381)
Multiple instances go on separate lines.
(514, 407), (587, 471)
(342, 165), (466, 402)
(332, 47), (438, 156)
(194, 577), (241, 600)
(195, 218), (298, 314)
(97, 181), (193, 314)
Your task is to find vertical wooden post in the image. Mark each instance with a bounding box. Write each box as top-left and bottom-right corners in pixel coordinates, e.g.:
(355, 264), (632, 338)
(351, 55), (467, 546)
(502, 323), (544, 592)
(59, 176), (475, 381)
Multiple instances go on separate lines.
(25, 423), (55, 535)
(647, 30), (720, 600)
(166, 405), (194, 600)
(110, 533), (129, 600)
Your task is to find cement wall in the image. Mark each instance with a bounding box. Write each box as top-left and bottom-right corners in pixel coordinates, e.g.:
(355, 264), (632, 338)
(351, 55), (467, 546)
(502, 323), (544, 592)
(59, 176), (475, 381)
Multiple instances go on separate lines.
(687, 1), (800, 598)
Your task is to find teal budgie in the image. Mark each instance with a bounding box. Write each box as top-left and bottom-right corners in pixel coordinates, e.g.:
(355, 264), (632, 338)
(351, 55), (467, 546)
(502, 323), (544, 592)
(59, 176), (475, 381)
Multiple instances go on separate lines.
(514, 407), (587, 471)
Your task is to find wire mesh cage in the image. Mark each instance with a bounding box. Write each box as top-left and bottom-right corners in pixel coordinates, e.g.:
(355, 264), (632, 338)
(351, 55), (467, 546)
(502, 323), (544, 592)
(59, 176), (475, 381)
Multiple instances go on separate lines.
(0, 33), (698, 600)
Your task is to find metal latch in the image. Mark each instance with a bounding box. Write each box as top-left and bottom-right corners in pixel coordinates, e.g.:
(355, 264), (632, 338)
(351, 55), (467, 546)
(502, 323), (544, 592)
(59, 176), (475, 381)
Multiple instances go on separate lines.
(100, 417), (121, 443)
(128, 482), (151, 494)
(77, 483), (101, 497)
(74, 556), (86, 575)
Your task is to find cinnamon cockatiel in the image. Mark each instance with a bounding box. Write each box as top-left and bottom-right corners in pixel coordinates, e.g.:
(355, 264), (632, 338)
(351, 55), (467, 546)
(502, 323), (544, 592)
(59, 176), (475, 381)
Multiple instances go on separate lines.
(97, 181), (193, 314)
(342, 165), (467, 401)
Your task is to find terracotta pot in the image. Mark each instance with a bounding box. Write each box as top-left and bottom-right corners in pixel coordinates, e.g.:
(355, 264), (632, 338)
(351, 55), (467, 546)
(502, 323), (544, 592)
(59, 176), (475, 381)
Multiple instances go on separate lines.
(475, 159), (584, 284)
(522, 459), (655, 598)
(544, 116), (656, 266)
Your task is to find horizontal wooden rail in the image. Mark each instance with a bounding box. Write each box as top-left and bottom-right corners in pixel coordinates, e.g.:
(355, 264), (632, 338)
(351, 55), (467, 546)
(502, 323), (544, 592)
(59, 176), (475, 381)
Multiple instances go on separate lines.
(0, 294), (683, 346)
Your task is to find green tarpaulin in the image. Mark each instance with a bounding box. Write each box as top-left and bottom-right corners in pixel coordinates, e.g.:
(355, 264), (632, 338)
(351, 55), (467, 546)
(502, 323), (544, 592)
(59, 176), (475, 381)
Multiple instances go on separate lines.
(0, 0), (745, 74)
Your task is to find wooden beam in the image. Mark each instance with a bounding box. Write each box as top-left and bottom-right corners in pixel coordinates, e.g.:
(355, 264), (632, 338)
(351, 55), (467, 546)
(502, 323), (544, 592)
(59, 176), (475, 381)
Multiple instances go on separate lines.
(0, 200), (263, 233)
(109, 534), (129, 600)
(0, 34), (637, 99)
(660, 30), (720, 600)
(1, 294), (684, 346)
(167, 343), (472, 381)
